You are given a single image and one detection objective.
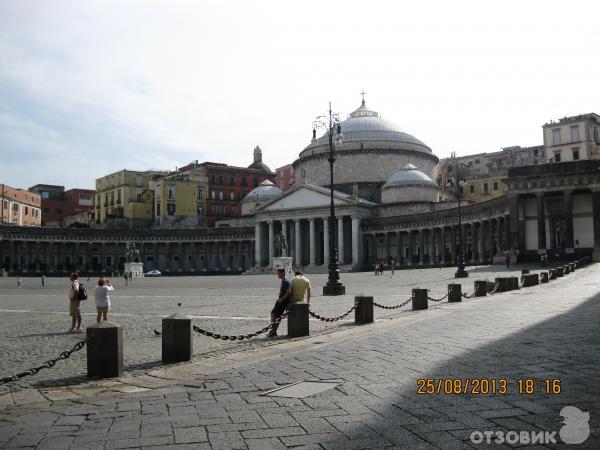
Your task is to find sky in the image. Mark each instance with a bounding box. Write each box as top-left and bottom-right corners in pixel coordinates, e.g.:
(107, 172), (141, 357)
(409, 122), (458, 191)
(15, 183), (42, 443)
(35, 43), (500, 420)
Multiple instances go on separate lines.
(1, 0), (599, 190)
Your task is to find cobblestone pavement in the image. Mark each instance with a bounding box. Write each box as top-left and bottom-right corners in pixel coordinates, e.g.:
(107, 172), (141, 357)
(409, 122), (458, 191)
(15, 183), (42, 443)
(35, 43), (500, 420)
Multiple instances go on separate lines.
(0, 262), (598, 448)
(0, 265), (525, 390)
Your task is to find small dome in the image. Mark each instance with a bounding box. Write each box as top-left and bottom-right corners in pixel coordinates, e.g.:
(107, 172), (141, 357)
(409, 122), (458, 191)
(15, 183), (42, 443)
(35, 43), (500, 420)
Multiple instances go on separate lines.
(243, 179), (282, 202)
(248, 145), (273, 172)
(382, 163), (435, 188)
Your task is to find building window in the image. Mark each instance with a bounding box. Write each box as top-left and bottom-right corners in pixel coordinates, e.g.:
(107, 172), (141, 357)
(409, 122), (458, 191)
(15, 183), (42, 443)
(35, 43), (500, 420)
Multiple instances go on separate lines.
(469, 185), (475, 194)
(570, 125), (580, 143)
(197, 189), (203, 200)
(110, 191), (114, 205)
(24, 206), (28, 215)
(572, 148), (580, 160)
(552, 128), (561, 146)
(241, 177), (248, 187)
(135, 174), (143, 187)
(168, 186), (175, 199)
(210, 175), (216, 184)
(167, 203), (175, 216)
(156, 203), (161, 216)
(493, 181), (499, 191)
(219, 175), (224, 185)
(230, 192), (235, 201)
(117, 190), (121, 204)
(474, 159), (480, 164)
(554, 151), (561, 162)
(211, 191), (215, 200)
(219, 191), (223, 200)
(533, 149), (538, 156)
(483, 183), (488, 194)
(458, 186), (464, 195)
(230, 176), (235, 186)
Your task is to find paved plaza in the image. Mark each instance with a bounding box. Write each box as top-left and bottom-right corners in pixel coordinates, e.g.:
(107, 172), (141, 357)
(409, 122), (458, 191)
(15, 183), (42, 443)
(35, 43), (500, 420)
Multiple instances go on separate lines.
(0, 263), (599, 448)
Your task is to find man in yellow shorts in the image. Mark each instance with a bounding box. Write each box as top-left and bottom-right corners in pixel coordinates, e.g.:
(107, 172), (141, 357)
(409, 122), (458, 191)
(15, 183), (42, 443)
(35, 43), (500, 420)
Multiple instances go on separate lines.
(290, 270), (311, 304)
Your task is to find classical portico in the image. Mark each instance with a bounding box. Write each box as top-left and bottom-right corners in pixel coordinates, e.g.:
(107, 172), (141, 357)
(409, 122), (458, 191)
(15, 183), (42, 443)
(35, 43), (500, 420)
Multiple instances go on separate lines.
(252, 183), (374, 271)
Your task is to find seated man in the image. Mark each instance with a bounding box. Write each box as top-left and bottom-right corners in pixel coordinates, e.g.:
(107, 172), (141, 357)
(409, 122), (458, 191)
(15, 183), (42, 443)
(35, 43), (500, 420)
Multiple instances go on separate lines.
(268, 269), (291, 337)
(290, 270), (311, 304)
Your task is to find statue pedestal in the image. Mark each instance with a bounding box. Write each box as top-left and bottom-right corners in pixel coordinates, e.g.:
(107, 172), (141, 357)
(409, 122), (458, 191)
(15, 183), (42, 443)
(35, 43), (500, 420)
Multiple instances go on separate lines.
(124, 262), (144, 278)
(273, 257), (293, 276)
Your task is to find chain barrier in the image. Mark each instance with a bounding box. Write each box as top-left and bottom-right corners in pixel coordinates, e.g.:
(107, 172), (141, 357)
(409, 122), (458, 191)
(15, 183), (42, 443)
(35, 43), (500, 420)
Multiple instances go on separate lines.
(487, 281), (500, 295)
(0, 338), (88, 386)
(192, 313), (287, 341)
(373, 295), (414, 310)
(427, 291), (449, 302)
(461, 291), (476, 299)
(308, 304), (357, 322)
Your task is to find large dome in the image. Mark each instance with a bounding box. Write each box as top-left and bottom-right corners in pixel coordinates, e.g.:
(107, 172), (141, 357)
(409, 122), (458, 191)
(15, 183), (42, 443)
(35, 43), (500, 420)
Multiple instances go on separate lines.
(243, 180), (282, 201)
(308, 103), (430, 150)
(381, 163), (439, 204)
(382, 163), (436, 188)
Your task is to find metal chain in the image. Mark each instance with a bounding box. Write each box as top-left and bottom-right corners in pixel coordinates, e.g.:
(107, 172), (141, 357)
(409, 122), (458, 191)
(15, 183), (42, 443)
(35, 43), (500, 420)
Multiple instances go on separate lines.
(0, 338), (88, 386)
(373, 295), (414, 310)
(192, 313), (288, 341)
(461, 291), (476, 298)
(487, 281), (500, 295)
(308, 304), (357, 322)
(427, 291), (449, 302)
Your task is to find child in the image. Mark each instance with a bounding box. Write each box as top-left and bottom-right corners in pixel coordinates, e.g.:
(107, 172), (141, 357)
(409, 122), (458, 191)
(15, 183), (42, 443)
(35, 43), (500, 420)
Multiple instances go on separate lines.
(94, 277), (114, 323)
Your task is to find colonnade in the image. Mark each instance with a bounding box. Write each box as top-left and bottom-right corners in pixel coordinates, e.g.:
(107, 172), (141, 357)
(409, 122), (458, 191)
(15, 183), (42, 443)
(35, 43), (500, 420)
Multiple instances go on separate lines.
(254, 215), (362, 269)
(0, 238), (254, 275)
(364, 216), (509, 267)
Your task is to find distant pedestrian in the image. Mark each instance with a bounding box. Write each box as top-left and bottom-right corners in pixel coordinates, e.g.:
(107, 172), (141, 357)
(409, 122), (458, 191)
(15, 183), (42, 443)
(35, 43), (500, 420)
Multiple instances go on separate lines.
(267, 269), (291, 338)
(374, 261), (380, 275)
(379, 260), (385, 275)
(390, 258), (395, 275)
(290, 270), (311, 304)
(123, 272), (128, 286)
(505, 254), (511, 269)
(17, 276), (22, 288)
(41, 274), (46, 288)
(68, 272), (83, 333)
(94, 277), (114, 323)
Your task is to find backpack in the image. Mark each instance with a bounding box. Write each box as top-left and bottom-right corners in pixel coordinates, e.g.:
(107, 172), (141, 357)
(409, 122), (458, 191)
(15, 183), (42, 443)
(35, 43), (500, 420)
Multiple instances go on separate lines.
(76, 283), (88, 301)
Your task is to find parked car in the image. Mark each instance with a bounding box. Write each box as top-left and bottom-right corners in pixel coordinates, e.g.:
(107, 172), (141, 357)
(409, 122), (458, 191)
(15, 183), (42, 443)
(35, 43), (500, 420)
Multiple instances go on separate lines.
(144, 269), (161, 277)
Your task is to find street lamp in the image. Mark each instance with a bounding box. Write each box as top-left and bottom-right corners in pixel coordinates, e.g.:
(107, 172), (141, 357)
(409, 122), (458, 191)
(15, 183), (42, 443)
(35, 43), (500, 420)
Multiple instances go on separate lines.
(446, 152), (468, 278)
(313, 102), (346, 295)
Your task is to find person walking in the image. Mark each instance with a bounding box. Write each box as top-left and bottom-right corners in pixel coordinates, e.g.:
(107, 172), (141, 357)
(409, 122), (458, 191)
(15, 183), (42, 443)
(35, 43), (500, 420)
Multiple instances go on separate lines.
(123, 272), (128, 286)
(41, 274), (45, 288)
(17, 276), (22, 288)
(505, 253), (511, 269)
(267, 269), (291, 338)
(290, 270), (311, 304)
(94, 277), (114, 323)
(68, 272), (83, 332)
(390, 258), (395, 275)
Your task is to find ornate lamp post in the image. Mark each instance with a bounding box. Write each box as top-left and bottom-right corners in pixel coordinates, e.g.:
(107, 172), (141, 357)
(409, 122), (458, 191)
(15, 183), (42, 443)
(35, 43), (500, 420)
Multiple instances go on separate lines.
(313, 102), (346, 295)
(446, 152), (468, 278)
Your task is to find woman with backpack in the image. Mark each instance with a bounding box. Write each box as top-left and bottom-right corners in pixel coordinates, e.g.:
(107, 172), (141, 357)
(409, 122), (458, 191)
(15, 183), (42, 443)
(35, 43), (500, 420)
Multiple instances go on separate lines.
(68, 272), (84, 333)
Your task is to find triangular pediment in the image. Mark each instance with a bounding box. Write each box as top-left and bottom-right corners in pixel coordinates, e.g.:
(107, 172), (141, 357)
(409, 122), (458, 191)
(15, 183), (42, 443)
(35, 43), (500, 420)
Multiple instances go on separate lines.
(260, 184), (355, 211)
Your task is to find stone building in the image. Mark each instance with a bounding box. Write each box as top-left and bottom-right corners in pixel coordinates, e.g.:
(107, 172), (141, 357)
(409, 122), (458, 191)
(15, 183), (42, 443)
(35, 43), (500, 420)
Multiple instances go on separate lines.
(29, 184), (95, 227)
(0, 184), (41, 227)
(543, 113), (600, 162)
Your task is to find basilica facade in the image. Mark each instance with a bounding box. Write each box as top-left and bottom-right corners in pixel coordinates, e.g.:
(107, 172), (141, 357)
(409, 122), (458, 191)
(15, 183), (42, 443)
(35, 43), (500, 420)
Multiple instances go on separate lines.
(1, 101), (599, 276)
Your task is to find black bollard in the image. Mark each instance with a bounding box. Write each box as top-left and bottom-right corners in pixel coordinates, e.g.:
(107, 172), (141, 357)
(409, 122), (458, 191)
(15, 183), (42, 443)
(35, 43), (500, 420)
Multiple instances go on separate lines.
(87, 322), (123, 379)
(494, 277), (509, 292)
(412, 288), (428, 310)
(474, 281), (487, 297)
(509, 276), (520, 290)
(162, 313), (193, 364)
(569, 262), (575, 272)
(556, 267), (564, 277)
(355, 296), (374, 325)
(448, 284), (462, 303)
(563, 265), (570, 275)
(540, 272), (549, 283)
(288, 302), (309, 338)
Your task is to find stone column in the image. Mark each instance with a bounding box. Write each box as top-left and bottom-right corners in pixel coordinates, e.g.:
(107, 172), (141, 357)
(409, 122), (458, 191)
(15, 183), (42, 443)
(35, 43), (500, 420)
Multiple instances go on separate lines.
(268, 221), (274, 267)
(337, 216), (345, 264)
(564, 191), (574, 252)
(254, 222), (261, 267)
(536, 193), (546, 251)
(294, 219), (302, 266)
(495, 218), (503, 252)
(397, 231), (403, 264)
(428, 230), (434, 265)
(383, 232), (390, 261)
(593, 189), (600, 252)
(508, 195), (520, 251)
(487, 221), (494, 262)
(281, 220), (288, 256)
(439, 228), (445, 264)
(407, 231), (413, 266)
(417, 229), (424, 265)
(309, 218), (316, 266)
(504, 215), (511, 251)
(351, 217), (360, 268)
(450, 226), (456, 264)
(323, 218), (329, 265)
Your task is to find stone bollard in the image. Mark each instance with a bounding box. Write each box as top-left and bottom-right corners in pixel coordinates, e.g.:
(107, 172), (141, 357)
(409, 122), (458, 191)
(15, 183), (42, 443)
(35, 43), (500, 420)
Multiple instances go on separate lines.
(412, 288), (428, 310)
(162, 313), (192, 364)
(540, 272), (549, 283)
(524, 274), (539, 286)
(474, 281), (487, 297)
(574, 261), (580, 269)
(556, 267), (564, 277)
(355, 296), (374, 325)
(509, 277), (520, 290)
(288, 302), (309, 338)
(569, 262), (575, 272)
(549, 269), (557, 279)
(448, 284), (462, 302)
(494, 277), (510, 292)
(87, 322), (123, 379)
(563, 265), (570, 275)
